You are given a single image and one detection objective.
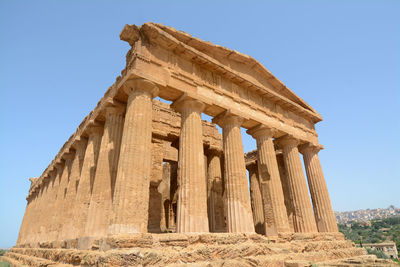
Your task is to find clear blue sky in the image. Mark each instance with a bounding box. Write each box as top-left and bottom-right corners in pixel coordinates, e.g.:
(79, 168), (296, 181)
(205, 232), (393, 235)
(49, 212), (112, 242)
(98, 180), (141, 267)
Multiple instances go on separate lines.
(0, 1), (399, 248)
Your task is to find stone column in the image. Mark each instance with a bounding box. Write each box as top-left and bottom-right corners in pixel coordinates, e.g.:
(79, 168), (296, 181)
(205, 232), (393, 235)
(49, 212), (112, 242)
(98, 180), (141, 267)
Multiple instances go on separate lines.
(276, 136), (317, 233)
(276, 153), (295, 232)
(248, 126), (291, 236)
(207, 149), (226, 232)
(60, 138), (88, 240)
(109, 79), (158, 234)
(20, 188), (38, 244)
(300, 144), (338, 232)
(36, 176), (52, 242)
(247, 162), (265, 235)
(172, 98), (209, 233)
(17, 190), (35, 245)
(85, 106), (125, 238)
(42, 170), (57, 242)
(73, 125), (103, 238)
(213, 113), (254, 233)
(54, 152), (75, 241)
(48, 161), (65, 241)
(28, 183), (44, 244)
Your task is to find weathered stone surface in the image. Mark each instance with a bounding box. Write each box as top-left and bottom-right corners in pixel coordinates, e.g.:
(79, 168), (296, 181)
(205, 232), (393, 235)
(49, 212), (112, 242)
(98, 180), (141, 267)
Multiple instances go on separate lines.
(300, 144), (338, 233)
(73, 125), (103, 240)
(9, 23), (357, 267)
(276, 136), (318, 233)
(173, 98), (209, 233)
(213, 113), (254, 233)
(206, 149), (226, 233)
(85, 106), (125, 238)
(109, 79), (158, 235)
(247, 162), (265, 235)
(248, 125), (291, 236)
(3, 233), (392, 267)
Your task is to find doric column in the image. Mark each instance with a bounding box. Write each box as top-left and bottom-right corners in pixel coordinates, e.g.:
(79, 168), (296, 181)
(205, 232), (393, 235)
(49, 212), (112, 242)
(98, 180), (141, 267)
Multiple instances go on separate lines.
(172, 97), (209, 233)
(17, 188), (35, 245)
(247, 162), (265, 235)
(30, 183), (45, 244)
(109, 79), (158, 234)
(248, 125), (291, 236)
(275, 136), (317, 233)
(42, 170), (57, 242)
(36, 176), (52, 242)
(73, 125), (103, 238)
(54, 152), (75, 241)
(213, 113), (254, 233)
(276, 153), (295, 232)
(300, 144), (338, 232)
(48, 161), (65, 241)
(207, 149), (226, 232)
(20, 184), (39, 244)
(60, 138), (88, 240)
(85, 105), (125, 238)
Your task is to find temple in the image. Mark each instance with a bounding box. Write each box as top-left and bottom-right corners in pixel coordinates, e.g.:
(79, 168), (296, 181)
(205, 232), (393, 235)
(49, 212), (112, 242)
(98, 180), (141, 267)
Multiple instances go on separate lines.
(2, 23), (394, 266)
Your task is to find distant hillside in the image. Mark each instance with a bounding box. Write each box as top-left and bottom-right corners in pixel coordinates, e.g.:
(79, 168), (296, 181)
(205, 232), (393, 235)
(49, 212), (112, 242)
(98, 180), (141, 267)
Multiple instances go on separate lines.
(335, 205), (400, 224)
(338, 216), (400, 259)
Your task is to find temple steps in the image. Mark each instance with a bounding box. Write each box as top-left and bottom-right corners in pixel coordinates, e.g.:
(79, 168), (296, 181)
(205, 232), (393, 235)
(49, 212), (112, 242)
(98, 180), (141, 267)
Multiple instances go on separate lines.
(2, 251), (73, 267)
(1, 233), (396, 266)
(2, 246), (368, 267)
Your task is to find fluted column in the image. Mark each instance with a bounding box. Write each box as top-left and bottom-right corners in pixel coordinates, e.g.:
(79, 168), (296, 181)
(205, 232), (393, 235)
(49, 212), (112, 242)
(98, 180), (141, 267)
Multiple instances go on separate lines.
(213, 113), (254, 233)
(60, 138), (88, 240)
(85, 105), (125, 237)
(300, 144), (338, 232)
(172, 97), (209, 233)
(248, 126), (291, 236)
(247, 162), (264, 235)
(73, 125), (103, 238)
(30, 183), (46, 244)
(36, 176), (52, 242)
(42, 170), (57, 242)
(276, 136), (317, 233)
(276, 153), (295, 232)
(17, 189), (35, 245)
(109, 78), (158, 234)
(207, 149), (226, 232)
(48, 162), (65, 241)
(54, 153), (75, 241)
(20, 185), (39, 244)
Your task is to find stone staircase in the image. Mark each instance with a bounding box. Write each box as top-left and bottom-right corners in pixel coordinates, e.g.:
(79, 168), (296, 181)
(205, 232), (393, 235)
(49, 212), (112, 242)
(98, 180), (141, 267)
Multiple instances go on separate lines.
(1, 233), (397, 266)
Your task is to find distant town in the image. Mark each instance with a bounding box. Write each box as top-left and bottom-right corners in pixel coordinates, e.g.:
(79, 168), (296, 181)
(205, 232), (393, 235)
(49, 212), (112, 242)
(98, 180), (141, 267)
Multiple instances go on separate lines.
(335, 205), (400, 224)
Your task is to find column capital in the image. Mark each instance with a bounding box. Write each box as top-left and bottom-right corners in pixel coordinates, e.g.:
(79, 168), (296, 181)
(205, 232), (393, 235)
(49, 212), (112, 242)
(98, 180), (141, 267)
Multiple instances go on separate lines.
(55, 161), (65, 174)
(171, 93), (205, 113)
(62, 152), (75, 161)
(122, 78), (159, 98)
(49, 169), (57, 179)
(247, 124), (277, 139)
(205, 147), (222, 157)
(42, 174), (50, 183)
(105, 105), (125, 117)
(86, 125), (104, 136)
(71, 137), (88, 151)
(246, 160), (258, 172)
(299, 143), (323, 155)
(274, 135), (300, 148)
(212, 110), (244, 128)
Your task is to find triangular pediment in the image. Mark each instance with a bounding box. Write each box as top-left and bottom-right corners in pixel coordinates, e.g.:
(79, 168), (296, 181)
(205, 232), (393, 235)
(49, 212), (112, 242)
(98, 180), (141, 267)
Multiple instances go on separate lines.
(148, 23), (321, 120)
(121, 23), (322, 123)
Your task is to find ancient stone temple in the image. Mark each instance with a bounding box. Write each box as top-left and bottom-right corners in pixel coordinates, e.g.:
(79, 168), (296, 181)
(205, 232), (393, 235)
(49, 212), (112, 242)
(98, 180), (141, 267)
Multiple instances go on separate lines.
(3, 23), (395, 266)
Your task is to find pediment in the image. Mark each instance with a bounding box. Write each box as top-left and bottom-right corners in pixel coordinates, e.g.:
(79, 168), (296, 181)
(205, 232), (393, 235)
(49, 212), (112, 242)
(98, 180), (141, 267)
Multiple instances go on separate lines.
(120, 23), (322, 123)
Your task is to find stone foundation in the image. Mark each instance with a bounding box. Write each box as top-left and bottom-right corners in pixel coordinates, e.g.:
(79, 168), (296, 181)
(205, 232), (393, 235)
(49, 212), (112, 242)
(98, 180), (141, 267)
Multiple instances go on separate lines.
(2, 233), (397, 267)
